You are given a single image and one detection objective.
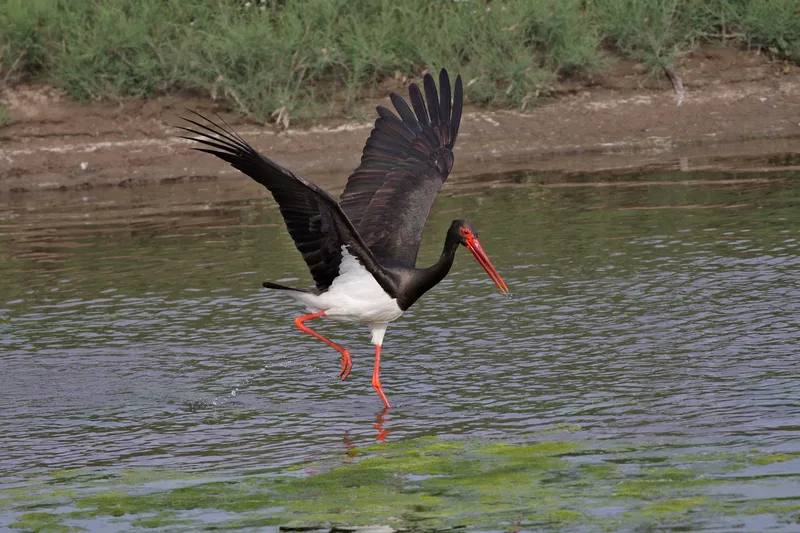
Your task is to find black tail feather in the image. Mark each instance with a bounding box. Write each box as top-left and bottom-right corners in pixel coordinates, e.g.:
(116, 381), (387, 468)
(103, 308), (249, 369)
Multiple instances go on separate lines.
(262, 281), (307, 292)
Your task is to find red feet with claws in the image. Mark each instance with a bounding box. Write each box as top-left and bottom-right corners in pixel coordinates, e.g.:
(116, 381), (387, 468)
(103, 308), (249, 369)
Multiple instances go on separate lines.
(294, 312), (390, 408)
(295, 312), (353, 381)
(338, 350), (352, 381)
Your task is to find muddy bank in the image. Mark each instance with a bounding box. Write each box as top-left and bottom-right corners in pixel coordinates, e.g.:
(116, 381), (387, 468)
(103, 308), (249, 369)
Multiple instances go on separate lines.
(1, 49), (800, 195)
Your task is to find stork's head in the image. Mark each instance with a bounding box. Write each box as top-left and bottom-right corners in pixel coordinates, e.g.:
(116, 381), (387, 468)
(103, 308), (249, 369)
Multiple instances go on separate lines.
(450, 220), (509, 295)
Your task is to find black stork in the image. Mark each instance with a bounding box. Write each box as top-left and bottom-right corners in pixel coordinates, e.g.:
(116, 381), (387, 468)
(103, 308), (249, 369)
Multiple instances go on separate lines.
(181, 69), (508, 409)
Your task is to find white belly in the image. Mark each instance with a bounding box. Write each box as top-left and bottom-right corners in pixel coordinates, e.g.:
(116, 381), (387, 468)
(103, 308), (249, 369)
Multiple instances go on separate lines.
(291, 248), (404, 326)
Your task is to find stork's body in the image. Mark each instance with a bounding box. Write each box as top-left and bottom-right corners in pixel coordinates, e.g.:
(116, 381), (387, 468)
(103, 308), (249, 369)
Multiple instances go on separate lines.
(289, 248), (404, 326)
(183, 69), (508, 408)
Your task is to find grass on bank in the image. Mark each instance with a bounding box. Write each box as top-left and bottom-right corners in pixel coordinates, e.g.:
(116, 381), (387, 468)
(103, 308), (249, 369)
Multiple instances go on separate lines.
(1, 0), (799, 123)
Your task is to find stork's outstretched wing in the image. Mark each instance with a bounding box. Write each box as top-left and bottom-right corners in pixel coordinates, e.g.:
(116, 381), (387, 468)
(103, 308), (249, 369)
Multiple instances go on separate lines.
(338, 69), (463, 267)
(180, 113), (390, 293)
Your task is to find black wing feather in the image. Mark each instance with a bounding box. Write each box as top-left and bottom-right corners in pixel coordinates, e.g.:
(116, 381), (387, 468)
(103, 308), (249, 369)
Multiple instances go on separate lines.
(424, 74), (441, 131)
(438, 69), (451, 144)
(388, 94), (422, 134)
(450, 75), (464, 143)
(408, 84), (430, 128)
(180, 113), (391, 293)
(338, 69), (463, 267)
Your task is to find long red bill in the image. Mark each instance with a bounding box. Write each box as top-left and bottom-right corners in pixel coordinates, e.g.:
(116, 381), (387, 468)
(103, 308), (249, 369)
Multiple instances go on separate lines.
(466, 237), (509, 295)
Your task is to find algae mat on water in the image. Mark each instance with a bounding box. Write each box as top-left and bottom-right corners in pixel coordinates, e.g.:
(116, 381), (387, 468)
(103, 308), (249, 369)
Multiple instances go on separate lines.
(3, 436), (800, 532)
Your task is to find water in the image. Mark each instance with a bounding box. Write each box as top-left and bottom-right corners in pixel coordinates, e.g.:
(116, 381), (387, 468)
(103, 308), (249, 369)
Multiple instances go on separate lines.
(1, 171), (799, 531)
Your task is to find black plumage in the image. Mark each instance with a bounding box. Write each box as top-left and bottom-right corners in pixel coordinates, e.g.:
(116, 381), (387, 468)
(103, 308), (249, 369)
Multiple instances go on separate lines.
(179, 113), (391, 294)
(180, 69), (502, 312)
(339, 69), (463, 267)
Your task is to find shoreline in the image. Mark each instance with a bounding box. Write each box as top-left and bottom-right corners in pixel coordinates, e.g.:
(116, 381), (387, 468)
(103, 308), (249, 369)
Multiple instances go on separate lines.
(1, 67), (800, 195)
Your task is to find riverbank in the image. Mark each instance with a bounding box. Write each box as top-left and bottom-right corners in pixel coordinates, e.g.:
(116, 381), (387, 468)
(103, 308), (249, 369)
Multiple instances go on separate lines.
(1, 46), (800, 194)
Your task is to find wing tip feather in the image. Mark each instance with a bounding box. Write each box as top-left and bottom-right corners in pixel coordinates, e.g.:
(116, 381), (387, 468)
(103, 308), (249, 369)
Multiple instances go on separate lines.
(450, 74), (464, 146)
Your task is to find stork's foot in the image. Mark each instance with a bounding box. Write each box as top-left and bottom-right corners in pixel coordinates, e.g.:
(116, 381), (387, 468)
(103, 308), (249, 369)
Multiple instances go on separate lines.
(294, 312), (352, 381)
(338, 350), (352, 381)
(372, 376), (391, 409)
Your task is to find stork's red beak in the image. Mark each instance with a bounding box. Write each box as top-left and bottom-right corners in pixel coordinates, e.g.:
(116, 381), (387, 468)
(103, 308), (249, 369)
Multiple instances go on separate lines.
(466, 237), (509, 294)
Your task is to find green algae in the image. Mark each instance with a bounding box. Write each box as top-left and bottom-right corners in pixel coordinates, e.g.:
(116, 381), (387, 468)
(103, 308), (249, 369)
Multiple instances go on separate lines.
(8, 512), (85, 533)
(743, 501), (800, 516)
(130, 513), (197, 529)
(674, 451), (800, 468)
(75, 481), (279, 516)
(613, 467), (718, 500)
(639, 496), (709, 517)
(477, 441), (578, 459)
(4, 437), (800, 532)
(750, 453), (800, 466)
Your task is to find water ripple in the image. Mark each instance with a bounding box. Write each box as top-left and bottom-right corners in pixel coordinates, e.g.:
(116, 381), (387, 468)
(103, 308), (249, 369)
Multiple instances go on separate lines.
(1, 176), (799, 479)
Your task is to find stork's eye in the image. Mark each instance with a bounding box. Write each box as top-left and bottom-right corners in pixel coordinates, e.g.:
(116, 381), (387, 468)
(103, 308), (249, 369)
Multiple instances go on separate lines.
(460, 228), (473, 239)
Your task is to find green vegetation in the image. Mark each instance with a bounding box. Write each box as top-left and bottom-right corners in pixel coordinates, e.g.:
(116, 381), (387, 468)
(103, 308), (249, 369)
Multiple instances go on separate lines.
(2, 437), (800, 531)
(0, 0), (798, 123)
(8, 512), (84, 533)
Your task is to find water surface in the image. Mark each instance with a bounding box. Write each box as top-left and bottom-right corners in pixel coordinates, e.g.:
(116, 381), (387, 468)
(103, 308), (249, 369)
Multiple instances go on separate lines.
(1, 171), (799, 531)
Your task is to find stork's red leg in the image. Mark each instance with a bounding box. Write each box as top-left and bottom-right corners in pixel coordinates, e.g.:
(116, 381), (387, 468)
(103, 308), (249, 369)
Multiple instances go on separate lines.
(371, 344), (391, 408)
(294, 312), (352, 380)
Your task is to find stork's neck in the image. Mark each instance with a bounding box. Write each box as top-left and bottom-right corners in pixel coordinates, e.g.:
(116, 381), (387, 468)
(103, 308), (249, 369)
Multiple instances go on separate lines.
(424, 232), (461, 288)
(394, 231), (460, 310)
